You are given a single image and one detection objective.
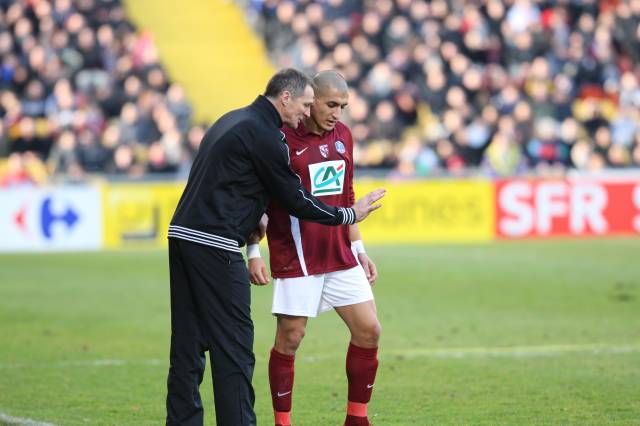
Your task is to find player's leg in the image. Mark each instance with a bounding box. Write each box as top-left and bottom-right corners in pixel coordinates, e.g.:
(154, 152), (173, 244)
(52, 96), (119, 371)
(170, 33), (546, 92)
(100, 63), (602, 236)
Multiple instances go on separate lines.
(324, 267), (380, 426)
(178, 241), (257, 426)
(336, 301), (380, 426)
(335, 300), (380, 348)
(166, 239), (207, 426)
(270, 315), (308, 426)
(274, 314), (309, 355)
(270, 275), (323, 426)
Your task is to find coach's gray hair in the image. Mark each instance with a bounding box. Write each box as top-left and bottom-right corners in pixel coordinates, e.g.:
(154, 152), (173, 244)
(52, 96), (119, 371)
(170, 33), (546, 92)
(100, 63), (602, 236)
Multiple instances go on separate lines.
(264, 68), (313, 99)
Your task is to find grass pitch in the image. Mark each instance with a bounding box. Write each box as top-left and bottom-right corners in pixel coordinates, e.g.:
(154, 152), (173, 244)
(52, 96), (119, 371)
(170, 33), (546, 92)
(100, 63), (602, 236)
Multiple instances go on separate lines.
(1, 240), (639, 425)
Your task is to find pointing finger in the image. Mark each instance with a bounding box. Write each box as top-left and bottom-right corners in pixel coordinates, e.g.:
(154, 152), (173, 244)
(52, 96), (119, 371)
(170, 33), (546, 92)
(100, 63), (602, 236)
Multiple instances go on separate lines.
(367, 203), (382, 212)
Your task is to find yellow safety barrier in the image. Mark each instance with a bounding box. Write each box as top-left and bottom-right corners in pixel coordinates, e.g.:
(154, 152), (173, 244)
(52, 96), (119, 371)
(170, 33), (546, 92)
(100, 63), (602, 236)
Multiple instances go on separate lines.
(123, 0), (274, 123)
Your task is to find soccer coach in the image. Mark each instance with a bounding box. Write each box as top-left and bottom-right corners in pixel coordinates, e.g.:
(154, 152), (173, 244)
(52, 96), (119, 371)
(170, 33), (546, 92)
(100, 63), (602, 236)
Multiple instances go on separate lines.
(165, 68), (385, 426)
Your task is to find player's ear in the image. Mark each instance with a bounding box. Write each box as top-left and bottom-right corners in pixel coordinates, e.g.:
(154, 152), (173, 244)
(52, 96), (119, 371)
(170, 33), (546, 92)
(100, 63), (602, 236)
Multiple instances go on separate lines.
(281, 90), (291, 106)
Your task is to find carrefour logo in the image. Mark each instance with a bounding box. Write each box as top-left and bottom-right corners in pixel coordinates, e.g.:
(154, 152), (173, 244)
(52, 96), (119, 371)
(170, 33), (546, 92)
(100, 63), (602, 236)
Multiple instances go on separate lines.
(1, 187), (102, 252)
(308, 160), (345, 196)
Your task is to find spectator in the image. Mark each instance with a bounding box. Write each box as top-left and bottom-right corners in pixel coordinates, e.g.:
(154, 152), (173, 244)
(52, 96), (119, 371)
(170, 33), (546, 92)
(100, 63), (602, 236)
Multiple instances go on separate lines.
(47, 130), (80, 176)
(0, 151), (47, 187)
(482, 131), (526, 177)
(526, 117), (570, 168)
(77, 129), (108, 173)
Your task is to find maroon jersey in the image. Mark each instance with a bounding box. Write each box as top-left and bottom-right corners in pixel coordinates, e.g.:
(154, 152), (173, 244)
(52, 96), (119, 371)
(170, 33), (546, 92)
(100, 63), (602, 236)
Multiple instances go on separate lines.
(266, 121), (358, 278)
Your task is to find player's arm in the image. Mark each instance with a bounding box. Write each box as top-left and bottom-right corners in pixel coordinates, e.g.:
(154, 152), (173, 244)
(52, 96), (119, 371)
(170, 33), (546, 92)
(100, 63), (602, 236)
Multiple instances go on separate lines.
(247, 214), (269, 286)
(349, 224), (378, 285)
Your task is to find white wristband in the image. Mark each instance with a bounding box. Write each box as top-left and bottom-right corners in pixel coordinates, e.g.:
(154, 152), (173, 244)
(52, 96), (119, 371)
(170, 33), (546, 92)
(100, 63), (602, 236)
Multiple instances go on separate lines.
(247, 243), (261, 259)
(351, 240), (366, 254)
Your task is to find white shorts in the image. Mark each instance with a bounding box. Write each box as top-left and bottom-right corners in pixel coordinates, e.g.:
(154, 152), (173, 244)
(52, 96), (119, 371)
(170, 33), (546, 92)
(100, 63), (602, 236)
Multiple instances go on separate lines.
(271, 265), (374, 317)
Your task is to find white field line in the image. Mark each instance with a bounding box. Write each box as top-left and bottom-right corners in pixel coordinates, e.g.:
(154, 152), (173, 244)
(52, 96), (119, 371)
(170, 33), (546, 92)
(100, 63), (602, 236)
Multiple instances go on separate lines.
(0, 412), (56, 426)
(384, 343), (640, 360)
(0, 343), (638, 370)
(298, 343), (640, 363)
(0, 358), (163, 369)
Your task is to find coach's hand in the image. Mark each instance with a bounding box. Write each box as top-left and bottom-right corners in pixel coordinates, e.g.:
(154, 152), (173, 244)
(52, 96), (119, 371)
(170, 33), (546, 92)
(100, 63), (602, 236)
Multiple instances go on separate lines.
(358, 253), (378, 285)
(352, 189), (386, 222)
(248, 257), (270, 285)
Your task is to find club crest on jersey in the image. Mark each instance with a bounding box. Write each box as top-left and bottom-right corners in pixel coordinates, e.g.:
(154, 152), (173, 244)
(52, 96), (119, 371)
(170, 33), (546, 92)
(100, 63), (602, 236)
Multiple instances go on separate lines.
(335, 140), (346, 154)
(319, 144), (329, 158)
(308, 160), (346, 196)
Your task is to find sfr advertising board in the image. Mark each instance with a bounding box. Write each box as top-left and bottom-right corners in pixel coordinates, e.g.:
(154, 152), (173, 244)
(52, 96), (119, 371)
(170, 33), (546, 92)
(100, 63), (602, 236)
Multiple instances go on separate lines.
(496, 178), (640, 238)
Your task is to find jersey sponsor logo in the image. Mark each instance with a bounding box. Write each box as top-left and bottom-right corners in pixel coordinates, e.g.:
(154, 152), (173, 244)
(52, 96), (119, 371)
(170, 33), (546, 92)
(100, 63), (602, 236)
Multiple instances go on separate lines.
(295, 147), (308, 155)
(309, 160), (346, 196)
(335, 140), (346, 154)
(319, 144), (329, 158)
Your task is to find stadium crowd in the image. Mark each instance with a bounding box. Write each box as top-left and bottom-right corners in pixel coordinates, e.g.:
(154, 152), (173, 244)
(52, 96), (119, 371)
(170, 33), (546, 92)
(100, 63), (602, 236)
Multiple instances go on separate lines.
(2, 0), (640, 186)
(249, 0), (640, 176)
(0, 0), (208, 186)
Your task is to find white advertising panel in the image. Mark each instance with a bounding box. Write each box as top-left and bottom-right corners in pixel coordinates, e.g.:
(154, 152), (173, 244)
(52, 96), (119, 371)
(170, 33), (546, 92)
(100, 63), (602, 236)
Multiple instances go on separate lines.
(0, 187), (102, 252)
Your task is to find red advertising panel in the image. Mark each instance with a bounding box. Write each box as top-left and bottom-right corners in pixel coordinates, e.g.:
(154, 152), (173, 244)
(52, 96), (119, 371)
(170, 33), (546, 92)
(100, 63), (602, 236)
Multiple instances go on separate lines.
(496, 178), (640, 238)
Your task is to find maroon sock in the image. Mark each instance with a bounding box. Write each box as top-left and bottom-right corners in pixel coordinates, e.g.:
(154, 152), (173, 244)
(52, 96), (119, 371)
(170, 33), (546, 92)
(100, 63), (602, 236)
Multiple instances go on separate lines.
(344, 414), (373, 426)
(344, 343), (378, 425)
(269, 348), (295, 426)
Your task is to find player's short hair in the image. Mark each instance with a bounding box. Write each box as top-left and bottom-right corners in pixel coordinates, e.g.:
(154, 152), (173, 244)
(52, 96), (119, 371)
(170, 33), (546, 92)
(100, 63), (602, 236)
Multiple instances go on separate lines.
(313, 70), (348, 96)
(264, 68), (313, 99)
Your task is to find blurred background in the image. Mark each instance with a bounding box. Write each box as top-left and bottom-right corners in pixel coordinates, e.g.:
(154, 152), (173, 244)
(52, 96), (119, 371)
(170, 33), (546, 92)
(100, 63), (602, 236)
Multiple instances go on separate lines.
(0, 1), (639, 425)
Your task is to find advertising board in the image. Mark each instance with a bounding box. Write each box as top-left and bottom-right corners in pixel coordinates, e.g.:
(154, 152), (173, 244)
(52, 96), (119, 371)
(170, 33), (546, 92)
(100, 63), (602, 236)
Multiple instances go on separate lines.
(0, 187), (102, 252)
(496, 178), (640, 238)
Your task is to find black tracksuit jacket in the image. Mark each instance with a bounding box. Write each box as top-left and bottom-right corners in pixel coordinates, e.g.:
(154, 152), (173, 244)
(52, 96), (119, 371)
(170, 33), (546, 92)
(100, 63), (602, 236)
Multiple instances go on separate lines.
(168, 95), (356, 253)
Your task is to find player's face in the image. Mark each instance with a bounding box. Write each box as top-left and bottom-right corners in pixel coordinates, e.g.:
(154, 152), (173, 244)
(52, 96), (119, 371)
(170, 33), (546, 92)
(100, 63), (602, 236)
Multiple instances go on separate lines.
(311, 87), (348, 132)
(282, 85), (314, 128)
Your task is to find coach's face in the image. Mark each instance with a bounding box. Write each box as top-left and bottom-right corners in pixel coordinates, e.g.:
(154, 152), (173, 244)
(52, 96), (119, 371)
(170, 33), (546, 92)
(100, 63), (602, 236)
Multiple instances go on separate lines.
(282, 85), (314, 128)
(311, 87), (348, 132)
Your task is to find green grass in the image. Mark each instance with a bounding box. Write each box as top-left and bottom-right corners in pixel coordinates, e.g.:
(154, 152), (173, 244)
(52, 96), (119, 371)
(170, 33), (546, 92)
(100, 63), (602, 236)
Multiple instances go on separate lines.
(1, 240), (639, 425)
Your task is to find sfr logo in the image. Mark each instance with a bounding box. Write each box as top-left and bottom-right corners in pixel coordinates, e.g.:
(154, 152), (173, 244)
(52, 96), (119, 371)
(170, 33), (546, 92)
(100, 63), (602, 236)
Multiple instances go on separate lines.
(495, 180), (629, 238)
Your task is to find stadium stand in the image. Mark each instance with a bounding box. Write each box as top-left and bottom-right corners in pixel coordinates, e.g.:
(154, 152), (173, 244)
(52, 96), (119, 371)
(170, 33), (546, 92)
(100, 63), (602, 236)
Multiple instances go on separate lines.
(0, 0), (208, 185)
(246, 0), (640, 176)
(1, 0), (640, 185)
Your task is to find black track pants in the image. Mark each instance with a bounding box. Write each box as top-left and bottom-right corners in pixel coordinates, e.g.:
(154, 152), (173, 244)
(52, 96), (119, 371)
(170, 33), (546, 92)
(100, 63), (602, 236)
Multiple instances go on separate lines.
(166, 238), (256, 426)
